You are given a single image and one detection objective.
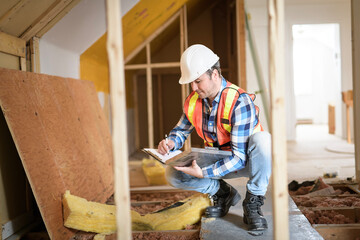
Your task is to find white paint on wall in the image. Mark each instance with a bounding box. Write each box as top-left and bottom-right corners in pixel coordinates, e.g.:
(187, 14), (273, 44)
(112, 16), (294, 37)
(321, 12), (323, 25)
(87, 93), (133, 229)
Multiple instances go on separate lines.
(39, 0), (139, 78)
(246, 0), (352, 140)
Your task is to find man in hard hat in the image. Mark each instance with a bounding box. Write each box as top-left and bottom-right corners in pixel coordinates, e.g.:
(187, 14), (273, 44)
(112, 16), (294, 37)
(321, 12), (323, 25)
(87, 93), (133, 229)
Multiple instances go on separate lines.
(157, 44), (271, 231)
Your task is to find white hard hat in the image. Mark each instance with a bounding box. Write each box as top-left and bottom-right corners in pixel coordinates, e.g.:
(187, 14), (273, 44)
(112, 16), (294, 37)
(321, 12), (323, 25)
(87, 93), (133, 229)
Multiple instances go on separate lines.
(179, 44), (219, 84)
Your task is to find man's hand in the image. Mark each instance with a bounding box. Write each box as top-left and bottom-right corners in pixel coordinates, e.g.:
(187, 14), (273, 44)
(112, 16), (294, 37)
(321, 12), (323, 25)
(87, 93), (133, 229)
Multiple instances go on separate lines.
(157, 138), (175, 155)
(174, 160), (204, 178)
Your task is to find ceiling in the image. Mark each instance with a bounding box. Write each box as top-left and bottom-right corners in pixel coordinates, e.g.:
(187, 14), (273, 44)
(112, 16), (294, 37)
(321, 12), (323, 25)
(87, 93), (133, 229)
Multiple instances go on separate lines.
(0, 0), (81, 41)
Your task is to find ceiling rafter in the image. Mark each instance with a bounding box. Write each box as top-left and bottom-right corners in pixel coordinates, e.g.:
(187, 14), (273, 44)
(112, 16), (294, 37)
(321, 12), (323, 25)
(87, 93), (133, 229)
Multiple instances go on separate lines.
(0, 0), (29, 29)
(20, 0), (74, 42)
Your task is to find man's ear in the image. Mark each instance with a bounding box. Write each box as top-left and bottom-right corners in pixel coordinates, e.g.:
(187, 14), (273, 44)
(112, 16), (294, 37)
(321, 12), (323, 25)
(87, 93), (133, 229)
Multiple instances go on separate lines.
(212, 69), (220, 80)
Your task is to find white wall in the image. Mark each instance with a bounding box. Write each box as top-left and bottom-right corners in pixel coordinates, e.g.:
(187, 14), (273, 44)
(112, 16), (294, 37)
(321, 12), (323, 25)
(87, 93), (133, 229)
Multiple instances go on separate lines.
(246, 0), (352, 140)
(39, 0), (139, 154)
(40, 0), (139, 78)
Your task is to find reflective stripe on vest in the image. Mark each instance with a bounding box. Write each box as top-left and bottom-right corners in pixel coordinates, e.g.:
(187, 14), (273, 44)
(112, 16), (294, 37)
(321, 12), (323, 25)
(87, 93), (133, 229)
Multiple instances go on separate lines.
(184, 81), (263, 149)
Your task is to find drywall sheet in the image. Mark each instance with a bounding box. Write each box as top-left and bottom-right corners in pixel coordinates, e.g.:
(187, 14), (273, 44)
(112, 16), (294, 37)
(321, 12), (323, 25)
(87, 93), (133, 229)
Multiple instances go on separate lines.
(0, 68), (114, 239)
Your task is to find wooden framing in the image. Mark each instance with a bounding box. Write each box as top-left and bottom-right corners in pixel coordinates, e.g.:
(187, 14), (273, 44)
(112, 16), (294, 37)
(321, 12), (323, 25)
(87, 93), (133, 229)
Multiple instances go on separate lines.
(268, 0), (289, 239)
(126, 6), (189, 150)
(146, 43), (154, 148)
(157, 74), (164, 139)
(236, 0), (246, 90)
(20, 57), (26, 71)
(105, 0), (132, 239)
(30, 37), (40, 73)
(352, 0), (360, 183)
(133, 75), (140, 150)
(0, 31), (26, 57)
(0, 0), (29, 27)
(124, 11), (181, 64)
(180, 5), (191, 151)
(20, 0), (75, 42)
(36, 0), (82, 38)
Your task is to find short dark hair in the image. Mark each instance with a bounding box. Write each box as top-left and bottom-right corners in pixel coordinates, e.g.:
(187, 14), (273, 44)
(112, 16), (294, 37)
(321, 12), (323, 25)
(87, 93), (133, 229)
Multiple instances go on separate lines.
(206, 60), (221, 79)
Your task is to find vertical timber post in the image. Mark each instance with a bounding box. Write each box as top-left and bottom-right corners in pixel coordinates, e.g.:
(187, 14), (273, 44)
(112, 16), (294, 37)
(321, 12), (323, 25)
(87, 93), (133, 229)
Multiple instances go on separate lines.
(352, 0), (360, 183)
(268, 0), (289, 239)
(180, 5), (191, 150)
(106, 0), (132, 239)
(236, 0), (246, 90)
(146, 43), (154, 148)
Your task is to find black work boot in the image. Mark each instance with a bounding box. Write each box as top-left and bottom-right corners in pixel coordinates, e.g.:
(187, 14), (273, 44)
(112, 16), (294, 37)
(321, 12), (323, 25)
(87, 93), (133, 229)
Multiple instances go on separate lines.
(242, 191), (268, 231)
(205, 180), (241, 218)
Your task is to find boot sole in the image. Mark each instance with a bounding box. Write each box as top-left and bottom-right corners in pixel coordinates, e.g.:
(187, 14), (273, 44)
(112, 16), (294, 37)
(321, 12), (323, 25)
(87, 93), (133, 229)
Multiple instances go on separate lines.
(243, 215), (268, 231)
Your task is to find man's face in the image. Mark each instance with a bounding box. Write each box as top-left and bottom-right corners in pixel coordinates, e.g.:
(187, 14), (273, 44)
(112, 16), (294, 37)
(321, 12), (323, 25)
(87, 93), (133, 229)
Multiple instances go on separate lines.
(190, 71), (218, 99)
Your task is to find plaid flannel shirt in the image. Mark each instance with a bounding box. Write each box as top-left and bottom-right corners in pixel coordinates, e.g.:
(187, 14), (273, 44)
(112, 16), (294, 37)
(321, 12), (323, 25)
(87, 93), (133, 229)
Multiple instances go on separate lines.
(167, 78), (259, 178)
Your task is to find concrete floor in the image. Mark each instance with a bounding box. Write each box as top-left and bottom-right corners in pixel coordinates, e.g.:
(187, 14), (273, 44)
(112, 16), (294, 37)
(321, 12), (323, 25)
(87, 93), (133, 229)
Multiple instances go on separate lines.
(287, 124), (355, 182)
(131, 124), (356, 239)
(200, 124), (356, 239)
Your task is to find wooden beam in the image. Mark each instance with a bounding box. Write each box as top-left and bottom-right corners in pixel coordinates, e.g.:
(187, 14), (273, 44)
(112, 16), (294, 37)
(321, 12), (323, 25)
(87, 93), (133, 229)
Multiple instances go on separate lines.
(20, 57), (26, 71)
(125, 62), (180, 70)
(133, 75), (140, 150)
(352, 0), (360, 183)
(268, 0), (289, 239)
(0, 0), (29, 27)
(30, 37), (40, 73)
(125, 11), (181, 64)
(236, 0), (246, 90)
(146, 43), (154, 148)
(0, 31), (26, 57)
(180, 5), (191, 151)
(36, 0), (82, 38)
(157, 74), (164, 140)
(20, 0), (74, 42)
(105, 0), (132, 239)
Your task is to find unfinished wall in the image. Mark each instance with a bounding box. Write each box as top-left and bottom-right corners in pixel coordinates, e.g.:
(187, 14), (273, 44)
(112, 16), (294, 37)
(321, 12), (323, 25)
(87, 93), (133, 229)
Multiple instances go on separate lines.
(246, 0), (352, 141)
(0, 56), (29, 236)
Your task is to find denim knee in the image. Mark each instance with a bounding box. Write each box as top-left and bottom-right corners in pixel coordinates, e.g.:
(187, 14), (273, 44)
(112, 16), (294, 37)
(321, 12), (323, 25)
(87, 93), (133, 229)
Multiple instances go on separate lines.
(165, 166), (190, 188)
(249, 131), (271, 159)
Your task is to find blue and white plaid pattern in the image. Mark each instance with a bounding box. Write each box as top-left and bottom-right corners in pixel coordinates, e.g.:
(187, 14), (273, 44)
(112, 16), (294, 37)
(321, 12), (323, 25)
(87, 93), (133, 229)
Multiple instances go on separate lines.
(168, 78), (259, 178)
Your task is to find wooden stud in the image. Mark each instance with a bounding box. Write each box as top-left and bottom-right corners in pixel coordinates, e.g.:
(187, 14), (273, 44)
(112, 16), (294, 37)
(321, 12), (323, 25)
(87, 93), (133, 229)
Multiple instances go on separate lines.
(133, 75), (140, 150)
(36, 0), (82, 38)
(0, 31), (26, 57)
(20, 0), (74, 42)
(352, 0), (360, 183)
(146, 43), (154, 148)
(236, 0), (246, 90)
(0, 0), (29, 27)
(180, 5), (191, 151)
(268, 0), (289, 239)
(125, 11), (181, 64)
(105, 0), (132, 239)
(125, 62), (180, 70)
(30, 37), (40, 73)
(157, 74), (164, 139)
(20, 57), (26, 71)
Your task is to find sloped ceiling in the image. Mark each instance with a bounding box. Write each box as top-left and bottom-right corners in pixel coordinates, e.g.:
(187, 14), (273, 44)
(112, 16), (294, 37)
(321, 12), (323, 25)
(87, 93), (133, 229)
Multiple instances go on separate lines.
(0, 0), (81, 41)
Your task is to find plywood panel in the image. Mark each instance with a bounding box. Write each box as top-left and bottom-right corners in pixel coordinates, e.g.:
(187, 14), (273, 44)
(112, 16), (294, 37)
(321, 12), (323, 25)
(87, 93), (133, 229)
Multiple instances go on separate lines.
(0, 68), (114, 240)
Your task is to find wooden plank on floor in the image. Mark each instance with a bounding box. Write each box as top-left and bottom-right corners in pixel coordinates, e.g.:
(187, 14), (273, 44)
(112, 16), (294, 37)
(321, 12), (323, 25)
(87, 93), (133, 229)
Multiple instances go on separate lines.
(0, 68), (114, 240)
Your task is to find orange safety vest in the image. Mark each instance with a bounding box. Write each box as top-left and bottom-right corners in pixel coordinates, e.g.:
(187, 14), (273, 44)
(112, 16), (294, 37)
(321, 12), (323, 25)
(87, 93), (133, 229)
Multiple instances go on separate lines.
(184, 81), (263, 150)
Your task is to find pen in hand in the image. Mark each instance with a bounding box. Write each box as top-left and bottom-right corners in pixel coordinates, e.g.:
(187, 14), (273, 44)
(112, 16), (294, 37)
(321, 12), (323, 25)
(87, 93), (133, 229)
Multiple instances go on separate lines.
(165, 134), (169, 155)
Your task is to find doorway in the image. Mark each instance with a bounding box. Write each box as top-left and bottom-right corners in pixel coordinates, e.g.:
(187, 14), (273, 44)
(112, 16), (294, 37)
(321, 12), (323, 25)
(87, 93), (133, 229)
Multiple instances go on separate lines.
(292, 23), (342, 140)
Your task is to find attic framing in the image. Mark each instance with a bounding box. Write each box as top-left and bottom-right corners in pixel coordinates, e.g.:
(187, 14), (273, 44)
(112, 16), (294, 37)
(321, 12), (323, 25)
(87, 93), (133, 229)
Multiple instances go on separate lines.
(124, 6), (191, 150)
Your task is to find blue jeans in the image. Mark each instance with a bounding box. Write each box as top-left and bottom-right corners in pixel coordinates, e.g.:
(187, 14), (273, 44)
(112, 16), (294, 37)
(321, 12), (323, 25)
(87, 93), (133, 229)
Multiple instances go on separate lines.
(165, 131), (272, 196)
